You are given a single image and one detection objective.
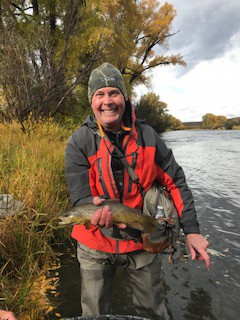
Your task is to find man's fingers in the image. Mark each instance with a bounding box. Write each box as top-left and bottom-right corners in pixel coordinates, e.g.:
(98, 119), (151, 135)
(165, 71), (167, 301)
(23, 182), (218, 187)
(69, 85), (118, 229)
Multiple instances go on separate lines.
(192, 249), (211, 270)
(104, 215), (112, 228)
(115, 223), (127, 229)
(90, 208), (103, 225)
(185, 234), (211, 270)
(90, 205), (113, 227)
(200, 251), (211, 270)
(93, 196), (105, 206)
(99, 205), (112, 227)
(189, 246), (196, 261)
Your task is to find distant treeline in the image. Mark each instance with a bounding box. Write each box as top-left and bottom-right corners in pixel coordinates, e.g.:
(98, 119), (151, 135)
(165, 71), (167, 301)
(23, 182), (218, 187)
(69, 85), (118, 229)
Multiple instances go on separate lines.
(183, 115), (240, 130)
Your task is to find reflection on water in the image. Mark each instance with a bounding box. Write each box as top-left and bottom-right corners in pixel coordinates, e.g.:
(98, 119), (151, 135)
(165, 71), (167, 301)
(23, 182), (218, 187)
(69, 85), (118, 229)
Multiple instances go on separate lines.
(53, 130), (240, 320)
(184, 288), (217, 320)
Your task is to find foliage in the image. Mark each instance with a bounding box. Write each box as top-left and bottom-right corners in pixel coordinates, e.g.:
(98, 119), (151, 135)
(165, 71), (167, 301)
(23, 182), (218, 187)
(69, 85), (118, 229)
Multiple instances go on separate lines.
(224, 117), (240, 130)
(0, 214), (60, 319)
(0, 0), (185, 126)
(136, 92), (172, 133)
(89, 0), (186, 84)
(232, 125), (240, 130)
(202, 113), (228, 129)
(0, 0), (94, 126)
(168, 114), (185, 130)
(0, 120), (73, 319)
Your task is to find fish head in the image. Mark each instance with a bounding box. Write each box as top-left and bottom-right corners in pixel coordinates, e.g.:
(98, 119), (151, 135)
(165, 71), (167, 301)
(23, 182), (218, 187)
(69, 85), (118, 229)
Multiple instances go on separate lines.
(58, 215), (76, 225)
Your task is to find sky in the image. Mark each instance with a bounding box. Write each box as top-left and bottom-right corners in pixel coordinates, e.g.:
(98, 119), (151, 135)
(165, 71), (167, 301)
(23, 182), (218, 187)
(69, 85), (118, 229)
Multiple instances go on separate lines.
(137, 0), (240, 122)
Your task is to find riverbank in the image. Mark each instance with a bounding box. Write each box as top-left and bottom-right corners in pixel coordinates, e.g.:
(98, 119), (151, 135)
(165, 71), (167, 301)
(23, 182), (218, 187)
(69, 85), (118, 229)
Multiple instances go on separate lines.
(0, 120), (74, 319)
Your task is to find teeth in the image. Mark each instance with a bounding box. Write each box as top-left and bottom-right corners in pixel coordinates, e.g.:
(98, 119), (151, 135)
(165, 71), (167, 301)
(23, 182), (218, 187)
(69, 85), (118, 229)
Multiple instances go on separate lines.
(102, 109), (116, 113)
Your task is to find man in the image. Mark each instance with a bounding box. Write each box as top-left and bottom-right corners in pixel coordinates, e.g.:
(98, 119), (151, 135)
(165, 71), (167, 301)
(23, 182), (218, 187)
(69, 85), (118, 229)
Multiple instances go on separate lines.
(65, 62), (210, 319)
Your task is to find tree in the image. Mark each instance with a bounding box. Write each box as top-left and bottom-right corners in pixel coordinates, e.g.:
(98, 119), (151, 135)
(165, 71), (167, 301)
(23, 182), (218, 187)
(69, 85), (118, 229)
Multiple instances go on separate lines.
(0, 0), (96, 128)
(202, 113), (227, 129)
(168, 115), (185, 130)
(136, 92), (170, 133)
(87, 1), (186, 85)
(0, 0), (186, 127)
(224, 117), (240, 130)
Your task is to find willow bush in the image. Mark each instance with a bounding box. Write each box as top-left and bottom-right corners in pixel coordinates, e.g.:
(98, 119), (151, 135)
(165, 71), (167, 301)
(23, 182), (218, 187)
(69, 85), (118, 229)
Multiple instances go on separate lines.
(0, 119), (76, 319)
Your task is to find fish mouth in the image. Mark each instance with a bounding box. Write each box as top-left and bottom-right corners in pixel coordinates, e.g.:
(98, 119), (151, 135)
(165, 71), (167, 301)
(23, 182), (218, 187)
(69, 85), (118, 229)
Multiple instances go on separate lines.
(58, 216), (72, 225)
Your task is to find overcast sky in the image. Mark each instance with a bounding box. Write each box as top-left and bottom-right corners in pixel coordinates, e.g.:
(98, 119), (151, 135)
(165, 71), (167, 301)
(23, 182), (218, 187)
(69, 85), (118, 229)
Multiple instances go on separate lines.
(137, 0), (240, 122)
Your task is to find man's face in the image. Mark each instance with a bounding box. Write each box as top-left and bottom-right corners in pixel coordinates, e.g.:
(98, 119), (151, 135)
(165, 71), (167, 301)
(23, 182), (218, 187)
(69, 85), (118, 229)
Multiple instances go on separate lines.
(91, 87), (125, 132)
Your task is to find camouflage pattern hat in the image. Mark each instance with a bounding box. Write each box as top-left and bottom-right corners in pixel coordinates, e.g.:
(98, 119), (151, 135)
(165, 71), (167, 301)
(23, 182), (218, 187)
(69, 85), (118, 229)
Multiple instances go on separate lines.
(88, 62), (128, 102)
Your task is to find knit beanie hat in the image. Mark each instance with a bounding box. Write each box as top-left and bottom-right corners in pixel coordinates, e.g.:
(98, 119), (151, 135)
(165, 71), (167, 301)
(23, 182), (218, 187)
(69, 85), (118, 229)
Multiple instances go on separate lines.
(88, 62), (128, 102)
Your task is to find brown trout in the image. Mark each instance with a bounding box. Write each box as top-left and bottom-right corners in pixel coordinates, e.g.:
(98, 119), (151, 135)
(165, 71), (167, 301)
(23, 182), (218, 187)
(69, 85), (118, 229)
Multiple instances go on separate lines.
(59, 200), (160, 234)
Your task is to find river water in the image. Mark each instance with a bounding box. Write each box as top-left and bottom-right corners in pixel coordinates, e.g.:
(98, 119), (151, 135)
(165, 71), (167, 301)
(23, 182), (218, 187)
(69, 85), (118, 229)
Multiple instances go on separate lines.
(56, 130), (240, 320)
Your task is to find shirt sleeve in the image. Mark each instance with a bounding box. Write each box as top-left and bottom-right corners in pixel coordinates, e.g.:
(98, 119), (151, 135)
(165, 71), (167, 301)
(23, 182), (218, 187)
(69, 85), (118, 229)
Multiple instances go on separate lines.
(65, 128), (94, 206)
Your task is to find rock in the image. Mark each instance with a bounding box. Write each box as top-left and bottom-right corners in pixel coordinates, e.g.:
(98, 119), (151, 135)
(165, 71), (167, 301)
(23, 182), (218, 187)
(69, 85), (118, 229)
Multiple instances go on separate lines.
(0, 194), (23, 217)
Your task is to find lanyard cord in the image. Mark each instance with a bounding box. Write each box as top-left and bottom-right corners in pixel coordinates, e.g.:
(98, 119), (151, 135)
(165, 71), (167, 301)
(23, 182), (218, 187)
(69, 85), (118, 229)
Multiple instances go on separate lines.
(97, 120), (145, 196)
(97, 120), (138, 158)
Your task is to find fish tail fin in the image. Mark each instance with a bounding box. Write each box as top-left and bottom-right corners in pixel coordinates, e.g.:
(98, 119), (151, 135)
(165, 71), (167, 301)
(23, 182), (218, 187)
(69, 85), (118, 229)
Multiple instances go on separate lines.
(143, 217), (160, 234)
(144, 223), (157, 234)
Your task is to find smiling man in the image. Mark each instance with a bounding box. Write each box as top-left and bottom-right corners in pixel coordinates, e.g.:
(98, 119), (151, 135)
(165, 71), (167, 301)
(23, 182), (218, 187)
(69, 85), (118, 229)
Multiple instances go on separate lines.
(65, 62), (210, 319)
(88, 62), (127, 133)
(91, 86), (125, 132)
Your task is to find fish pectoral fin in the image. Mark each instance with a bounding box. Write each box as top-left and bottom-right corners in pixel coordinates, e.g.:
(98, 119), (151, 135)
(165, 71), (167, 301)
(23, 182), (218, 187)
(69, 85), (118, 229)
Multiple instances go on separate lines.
(84, 221), (92, 229)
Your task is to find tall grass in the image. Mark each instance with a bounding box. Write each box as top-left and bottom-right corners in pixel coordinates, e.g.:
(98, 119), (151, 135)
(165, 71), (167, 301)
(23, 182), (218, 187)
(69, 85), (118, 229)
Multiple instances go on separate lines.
(0, 118), (77, 319)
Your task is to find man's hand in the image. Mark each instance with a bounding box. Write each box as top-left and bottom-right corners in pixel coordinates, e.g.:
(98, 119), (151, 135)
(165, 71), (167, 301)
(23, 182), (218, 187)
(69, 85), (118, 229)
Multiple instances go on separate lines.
(91, 197), (112, 227)
(90, 197), (126, 228)
(0, 310), (17, 320)
(185, 233), (211, 270)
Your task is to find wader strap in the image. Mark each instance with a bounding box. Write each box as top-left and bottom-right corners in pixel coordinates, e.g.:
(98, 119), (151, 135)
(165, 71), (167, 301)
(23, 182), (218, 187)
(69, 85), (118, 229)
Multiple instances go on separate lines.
(116, 240), (119, 254)
(111, 240), (119, 265)
(113, 147), (139, 184)
(103, 133), (146, 197)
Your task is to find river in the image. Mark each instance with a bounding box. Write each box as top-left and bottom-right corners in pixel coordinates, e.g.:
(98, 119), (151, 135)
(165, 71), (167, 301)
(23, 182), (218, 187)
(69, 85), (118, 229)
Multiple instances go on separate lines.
(55, 130), (240, 320)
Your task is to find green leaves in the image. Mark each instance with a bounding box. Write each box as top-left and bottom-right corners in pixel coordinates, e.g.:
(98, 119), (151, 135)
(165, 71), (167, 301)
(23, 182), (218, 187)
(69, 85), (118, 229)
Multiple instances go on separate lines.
(136, 92), (171, 133)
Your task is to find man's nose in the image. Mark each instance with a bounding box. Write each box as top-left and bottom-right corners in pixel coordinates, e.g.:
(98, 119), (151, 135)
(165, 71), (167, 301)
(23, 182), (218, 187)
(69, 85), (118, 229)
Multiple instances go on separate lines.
(103, 95), (112, 105)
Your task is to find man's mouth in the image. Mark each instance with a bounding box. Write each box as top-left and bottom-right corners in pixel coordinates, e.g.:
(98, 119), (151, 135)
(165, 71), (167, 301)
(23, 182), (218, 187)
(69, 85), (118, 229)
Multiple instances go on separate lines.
(101, 108), (118, 114)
